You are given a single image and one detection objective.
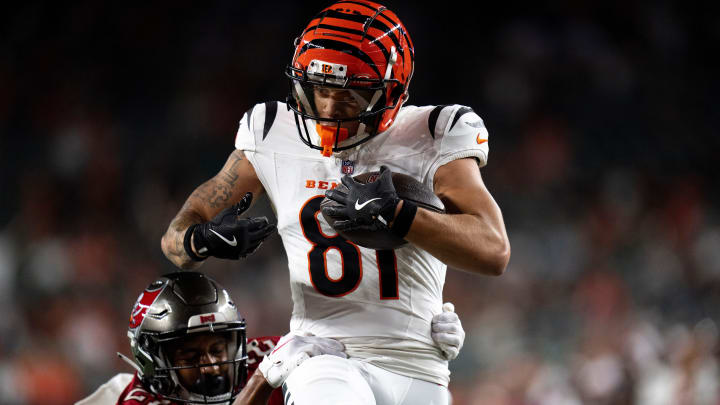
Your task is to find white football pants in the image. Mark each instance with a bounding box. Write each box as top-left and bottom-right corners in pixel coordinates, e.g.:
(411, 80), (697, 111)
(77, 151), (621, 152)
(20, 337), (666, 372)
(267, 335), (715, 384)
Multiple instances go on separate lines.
(282, 355), (450, 405)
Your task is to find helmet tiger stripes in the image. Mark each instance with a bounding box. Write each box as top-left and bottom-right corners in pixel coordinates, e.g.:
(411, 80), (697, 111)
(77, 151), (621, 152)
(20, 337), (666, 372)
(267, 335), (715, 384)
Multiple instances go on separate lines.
(285, 0), (414, 156)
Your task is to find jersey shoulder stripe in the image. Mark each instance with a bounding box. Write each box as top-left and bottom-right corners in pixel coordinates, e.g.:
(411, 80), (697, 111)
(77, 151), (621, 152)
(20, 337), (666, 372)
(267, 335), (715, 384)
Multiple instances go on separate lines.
(427, 104), (451, 139)
(448, 106), (475, 131)
(428, 104), (486, 139)
(262, 101), (278, 140)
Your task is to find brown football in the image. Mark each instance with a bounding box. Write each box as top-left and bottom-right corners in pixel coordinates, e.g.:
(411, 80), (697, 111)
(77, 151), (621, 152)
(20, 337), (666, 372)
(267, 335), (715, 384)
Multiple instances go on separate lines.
(320, 171), (445, 250)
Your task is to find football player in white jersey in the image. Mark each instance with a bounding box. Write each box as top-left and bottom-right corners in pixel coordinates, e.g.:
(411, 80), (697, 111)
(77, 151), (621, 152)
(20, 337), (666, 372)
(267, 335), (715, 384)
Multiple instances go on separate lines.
(161, 1), (509, 404)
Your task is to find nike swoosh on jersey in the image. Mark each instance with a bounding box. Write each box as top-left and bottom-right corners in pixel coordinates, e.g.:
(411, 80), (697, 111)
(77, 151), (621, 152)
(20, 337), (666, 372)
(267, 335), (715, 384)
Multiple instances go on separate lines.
(355, 198), (381, 210)
(209, 229), (238, 246)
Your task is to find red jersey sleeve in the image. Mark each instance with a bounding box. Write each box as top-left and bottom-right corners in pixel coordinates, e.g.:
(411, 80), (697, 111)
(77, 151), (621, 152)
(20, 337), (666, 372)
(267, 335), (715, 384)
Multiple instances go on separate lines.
(116, 373), (178, 405)
(246, 336), (283, 405)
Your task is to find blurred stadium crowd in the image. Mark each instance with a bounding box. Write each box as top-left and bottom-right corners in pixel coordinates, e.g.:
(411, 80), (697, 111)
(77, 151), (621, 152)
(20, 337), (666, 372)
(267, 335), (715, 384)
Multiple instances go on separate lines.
(1, 1), (718, 404)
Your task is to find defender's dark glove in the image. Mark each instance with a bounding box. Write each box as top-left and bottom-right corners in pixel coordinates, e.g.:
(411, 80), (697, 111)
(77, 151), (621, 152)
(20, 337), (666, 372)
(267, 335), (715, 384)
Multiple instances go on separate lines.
(323, 166), (400, 232)
(184, 192), (276, 260)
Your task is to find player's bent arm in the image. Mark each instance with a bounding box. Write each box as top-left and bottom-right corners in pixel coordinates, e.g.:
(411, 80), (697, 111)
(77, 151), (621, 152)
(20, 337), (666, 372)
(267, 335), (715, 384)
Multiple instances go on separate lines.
(161, 150), (264, 269)
(404, 158), (510, 275)
(233, 372), (275, 405)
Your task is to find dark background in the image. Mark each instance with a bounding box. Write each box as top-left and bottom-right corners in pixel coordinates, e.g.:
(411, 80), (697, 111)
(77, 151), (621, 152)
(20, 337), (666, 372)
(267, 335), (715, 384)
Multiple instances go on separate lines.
(1, 1), (719, 404)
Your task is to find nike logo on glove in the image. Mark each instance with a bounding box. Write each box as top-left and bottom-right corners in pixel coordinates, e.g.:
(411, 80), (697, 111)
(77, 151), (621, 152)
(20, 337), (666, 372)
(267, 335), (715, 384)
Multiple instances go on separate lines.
(209, 229), (238, 246)
(355, 198), (381, 210)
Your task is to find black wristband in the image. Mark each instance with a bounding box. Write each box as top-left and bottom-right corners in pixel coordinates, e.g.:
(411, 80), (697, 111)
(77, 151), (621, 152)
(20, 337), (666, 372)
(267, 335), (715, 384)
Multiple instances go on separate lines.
(390, 200), (417, 238)
(183, 224), (207, 262)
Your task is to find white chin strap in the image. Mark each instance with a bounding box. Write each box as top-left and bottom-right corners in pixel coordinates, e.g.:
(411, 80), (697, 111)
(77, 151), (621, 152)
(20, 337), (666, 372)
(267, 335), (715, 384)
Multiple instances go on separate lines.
(186, 392), (232, 405)
(366, 45), (396, 110)
(117, 352), (143, 374)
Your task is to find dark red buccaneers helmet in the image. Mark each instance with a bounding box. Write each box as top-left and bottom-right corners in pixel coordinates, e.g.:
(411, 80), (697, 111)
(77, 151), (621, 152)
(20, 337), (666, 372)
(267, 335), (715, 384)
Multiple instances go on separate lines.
(286, 0), (415, 156)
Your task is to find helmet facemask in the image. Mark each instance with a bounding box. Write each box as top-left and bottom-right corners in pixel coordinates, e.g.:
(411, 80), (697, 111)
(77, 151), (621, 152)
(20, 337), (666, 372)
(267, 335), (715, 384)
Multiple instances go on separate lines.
(286, 51), (401, 157)
(158, 329), (246, 405)
(131, 325), (247, 405)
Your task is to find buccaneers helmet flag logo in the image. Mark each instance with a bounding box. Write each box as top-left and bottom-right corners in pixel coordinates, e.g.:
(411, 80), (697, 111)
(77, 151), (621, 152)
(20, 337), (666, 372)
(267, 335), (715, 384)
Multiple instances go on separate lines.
(200, 314), (216, 323)
(129, 283), (166, 329)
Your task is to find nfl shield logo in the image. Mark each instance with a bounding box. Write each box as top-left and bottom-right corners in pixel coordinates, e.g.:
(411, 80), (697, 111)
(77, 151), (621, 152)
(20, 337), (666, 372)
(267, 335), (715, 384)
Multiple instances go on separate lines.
(341, 160), (354, 175)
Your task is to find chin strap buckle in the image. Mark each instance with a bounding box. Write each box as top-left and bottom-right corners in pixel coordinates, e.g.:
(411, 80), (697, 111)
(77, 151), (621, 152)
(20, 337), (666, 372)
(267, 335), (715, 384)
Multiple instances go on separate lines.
(316, 124), (349, 157)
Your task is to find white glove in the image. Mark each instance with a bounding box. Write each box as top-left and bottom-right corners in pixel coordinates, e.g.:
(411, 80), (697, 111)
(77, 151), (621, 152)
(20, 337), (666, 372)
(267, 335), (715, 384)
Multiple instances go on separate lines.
(258, 332), (346, 388)
(431, 302), (465, 361)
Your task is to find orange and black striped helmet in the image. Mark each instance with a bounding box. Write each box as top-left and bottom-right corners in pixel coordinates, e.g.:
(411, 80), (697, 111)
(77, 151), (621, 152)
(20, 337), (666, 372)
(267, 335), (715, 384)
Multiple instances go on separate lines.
(285, 0), (414, 156)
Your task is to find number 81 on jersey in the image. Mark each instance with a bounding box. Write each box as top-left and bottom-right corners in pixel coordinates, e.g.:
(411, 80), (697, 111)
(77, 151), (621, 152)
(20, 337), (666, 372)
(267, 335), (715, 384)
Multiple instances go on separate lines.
(299, 196), (398, 299)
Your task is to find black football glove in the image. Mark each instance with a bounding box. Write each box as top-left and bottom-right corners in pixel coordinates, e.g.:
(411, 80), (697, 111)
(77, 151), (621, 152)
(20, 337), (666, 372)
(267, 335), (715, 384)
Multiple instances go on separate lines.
(323, 166), (400, 232)
(186, 192), (276, 260)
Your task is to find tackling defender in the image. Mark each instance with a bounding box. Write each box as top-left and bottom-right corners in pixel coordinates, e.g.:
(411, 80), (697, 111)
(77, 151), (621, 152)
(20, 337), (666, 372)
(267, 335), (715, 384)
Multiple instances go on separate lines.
(162, 1), (509, 404)
(76, 271), (334, 405)
(77, 272), (465, 404)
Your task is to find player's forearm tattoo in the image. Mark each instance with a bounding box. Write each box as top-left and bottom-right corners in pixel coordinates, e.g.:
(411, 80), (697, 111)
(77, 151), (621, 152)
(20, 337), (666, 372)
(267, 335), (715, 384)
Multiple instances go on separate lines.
(162, 152), (248, 269)
(208, 184), (232, 208)
(185, 176), (232, 211)
(173, 226), (186, 258)
(165, 210), (204, 268)
(218, 153), (242, 186)
(208, 152), (244, 208)
(166, 151), (247, 265)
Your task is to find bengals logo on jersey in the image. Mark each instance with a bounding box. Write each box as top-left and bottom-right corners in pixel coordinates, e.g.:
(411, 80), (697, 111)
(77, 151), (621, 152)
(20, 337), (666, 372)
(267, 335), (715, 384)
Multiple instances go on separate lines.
(129, 280), (166, 329)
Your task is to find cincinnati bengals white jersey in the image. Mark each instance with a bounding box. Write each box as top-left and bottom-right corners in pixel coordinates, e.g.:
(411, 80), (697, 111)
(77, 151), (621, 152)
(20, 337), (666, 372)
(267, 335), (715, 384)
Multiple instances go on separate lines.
(235, 102), (489, 386)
